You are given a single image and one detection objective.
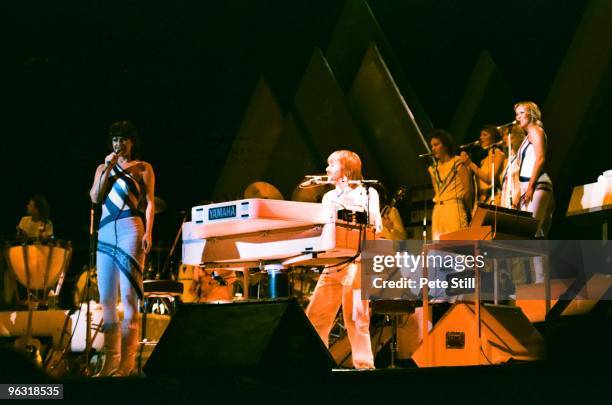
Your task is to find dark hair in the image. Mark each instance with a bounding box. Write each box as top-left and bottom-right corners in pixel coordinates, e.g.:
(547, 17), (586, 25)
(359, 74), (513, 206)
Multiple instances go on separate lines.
(481, 125), (501, 142)
(31, 195), (50, 222)
(428, 129), (456, 156)
(108, 120), (141, 159)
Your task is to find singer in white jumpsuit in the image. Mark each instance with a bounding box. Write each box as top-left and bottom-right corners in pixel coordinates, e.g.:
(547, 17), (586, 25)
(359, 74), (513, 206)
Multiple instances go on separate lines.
(305, 150), (382, 369)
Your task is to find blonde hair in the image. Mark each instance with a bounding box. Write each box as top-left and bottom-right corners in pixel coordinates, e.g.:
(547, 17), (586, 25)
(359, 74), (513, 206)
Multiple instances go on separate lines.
(328, 150), (364, 181)
(514, 101), (543, 128)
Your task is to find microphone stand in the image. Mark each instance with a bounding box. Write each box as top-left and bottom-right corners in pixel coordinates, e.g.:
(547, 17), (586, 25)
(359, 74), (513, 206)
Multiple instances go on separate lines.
(481, 141), (504, 205)
(490, 147), (495, 204)
(507, 130), (513, 208)
(421, 157), (435, 243)
(303, 179), (380, 187)
(360, 180), (372, 229)
(82, 202), (98, 376)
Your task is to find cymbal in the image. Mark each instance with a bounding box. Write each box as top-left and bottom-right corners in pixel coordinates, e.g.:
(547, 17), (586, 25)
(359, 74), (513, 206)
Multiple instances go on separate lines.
(291, 184), (329, 203)
(243, 182), (284, 200)
(154, 196), (167, 214)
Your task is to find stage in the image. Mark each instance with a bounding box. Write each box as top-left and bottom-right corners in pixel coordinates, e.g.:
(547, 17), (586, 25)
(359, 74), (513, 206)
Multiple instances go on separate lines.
(1, 309), (611, 404)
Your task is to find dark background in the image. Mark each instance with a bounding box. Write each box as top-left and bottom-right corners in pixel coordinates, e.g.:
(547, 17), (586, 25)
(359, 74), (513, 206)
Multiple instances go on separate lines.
(1, 0), (609, 279)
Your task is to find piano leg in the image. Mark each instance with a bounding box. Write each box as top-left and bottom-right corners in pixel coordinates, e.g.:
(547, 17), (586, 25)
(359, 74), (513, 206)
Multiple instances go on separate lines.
(242, 268), (249, 300)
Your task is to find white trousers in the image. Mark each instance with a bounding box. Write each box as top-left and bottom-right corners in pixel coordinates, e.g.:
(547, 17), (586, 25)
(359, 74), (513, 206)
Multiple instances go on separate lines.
(432, 200), (468, 240)
(305, 263), (374, 369)
(520, 184), (554, 238)
(520, 185), (554, 283)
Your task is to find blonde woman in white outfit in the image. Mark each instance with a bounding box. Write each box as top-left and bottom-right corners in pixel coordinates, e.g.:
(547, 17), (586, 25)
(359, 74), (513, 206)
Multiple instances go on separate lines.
(514, 101), (554, 238)
(305, 150), (382, 369)
(514, 102), (554, 284)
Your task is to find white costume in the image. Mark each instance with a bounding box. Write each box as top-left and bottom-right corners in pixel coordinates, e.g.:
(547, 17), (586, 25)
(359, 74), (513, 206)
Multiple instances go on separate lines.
(516, 135), (555, 283)
(517, 136), (554, 238)
(305, 185), (381, 369)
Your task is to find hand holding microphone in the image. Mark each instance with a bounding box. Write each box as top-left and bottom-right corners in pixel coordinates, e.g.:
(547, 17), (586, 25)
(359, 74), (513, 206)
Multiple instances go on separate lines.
(104, 146), (120, 168)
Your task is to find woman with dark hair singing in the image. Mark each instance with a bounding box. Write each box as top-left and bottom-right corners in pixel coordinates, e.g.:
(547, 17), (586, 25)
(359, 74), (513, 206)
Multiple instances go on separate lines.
(89, 120), (155, 376)
(427, 129), (472, 240)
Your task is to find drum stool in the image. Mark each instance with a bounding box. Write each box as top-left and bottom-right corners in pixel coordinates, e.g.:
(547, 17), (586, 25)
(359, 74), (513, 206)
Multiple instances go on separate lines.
(371, 299), (415, 368)
(138, 280), (183, 372)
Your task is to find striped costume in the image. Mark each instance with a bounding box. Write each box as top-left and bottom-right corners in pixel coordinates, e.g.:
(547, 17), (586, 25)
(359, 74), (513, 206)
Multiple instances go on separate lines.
(96, 163), (146, 325)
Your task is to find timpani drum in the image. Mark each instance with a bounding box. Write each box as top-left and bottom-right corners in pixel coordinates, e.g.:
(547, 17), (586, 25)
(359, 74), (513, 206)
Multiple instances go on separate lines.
(4, 238), (72, 304)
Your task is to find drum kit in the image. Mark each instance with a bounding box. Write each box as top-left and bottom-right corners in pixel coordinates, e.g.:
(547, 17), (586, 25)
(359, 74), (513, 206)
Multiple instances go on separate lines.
(174, 263), (321, 305)
(243, 181), (284, 200)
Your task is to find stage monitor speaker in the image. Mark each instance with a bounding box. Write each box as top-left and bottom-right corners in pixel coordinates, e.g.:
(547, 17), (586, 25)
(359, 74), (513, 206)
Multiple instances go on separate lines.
(413, 303), (544, 367)
(144, 298), (335, 379)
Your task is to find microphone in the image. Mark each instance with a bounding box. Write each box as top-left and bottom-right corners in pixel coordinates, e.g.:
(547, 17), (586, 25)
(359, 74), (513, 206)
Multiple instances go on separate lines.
(299, 175), (329, 188)
(418, 152), (435, 158)
(459, 140), (480, 149)
(299, 178), (315, 188)
(482, 140), (504, 150)
(496, 120), (517, 130)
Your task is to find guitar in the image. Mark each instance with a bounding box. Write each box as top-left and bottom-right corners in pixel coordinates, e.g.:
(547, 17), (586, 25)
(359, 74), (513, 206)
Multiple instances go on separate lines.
(381, 185), (407, 217)
(380, 186), (408, 239)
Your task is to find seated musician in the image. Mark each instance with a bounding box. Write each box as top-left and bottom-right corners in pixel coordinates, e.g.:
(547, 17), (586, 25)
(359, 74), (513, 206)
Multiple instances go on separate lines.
(305, 150), (382, 369)
(16, 196), (54, 239)
(6, 196), (54, 306)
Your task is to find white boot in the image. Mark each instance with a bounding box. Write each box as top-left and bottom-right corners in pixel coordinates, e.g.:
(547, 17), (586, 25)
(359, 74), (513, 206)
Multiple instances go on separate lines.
(95, 323), (120, 377)
(115, 319), (139, 376)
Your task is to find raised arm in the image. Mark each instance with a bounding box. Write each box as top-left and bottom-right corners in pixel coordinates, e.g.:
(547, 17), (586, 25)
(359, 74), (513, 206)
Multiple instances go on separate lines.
(90, 151), (119, 203)
(90, 164), (111, 203)
(461, 149), (505, 185)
